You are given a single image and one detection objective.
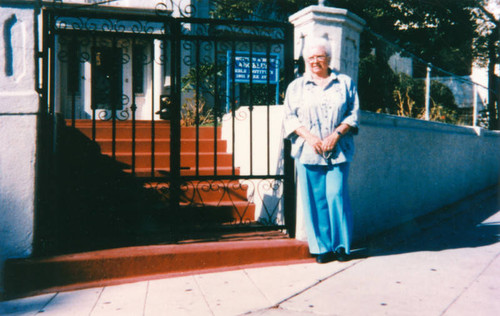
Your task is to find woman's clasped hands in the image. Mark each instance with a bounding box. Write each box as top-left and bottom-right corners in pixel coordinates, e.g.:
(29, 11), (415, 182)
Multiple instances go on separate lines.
(305, 133), (339, 156)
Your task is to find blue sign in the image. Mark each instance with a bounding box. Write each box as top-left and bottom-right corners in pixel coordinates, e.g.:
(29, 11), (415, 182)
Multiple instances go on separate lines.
(226, 51), (280, 112)
(228, 51), (280, 84)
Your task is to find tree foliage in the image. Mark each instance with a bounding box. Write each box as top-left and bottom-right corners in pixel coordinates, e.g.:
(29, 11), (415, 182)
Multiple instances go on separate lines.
(209, 0), (317, 21)
(208, 0), (491, 123)
(332, 0), (485, 76)
(210, 0), (488, 75)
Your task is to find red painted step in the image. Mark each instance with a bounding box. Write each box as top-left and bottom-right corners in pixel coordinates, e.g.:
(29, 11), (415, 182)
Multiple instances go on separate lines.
(179, 202), (256, 222)
(130, 166), (240, 177)
(73, 121), (221, 140)
(4, 235), (311, 298)
(109, 152), (233, 169)
(98, 139), (228, 153)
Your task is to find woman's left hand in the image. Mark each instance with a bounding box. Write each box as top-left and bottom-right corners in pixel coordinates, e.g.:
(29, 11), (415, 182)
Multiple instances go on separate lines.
(321, 133), (340, 153)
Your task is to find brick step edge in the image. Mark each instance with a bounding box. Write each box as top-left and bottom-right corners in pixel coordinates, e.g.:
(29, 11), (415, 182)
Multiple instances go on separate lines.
(128, 167), (240, 177)
(4, 239), (311, 297)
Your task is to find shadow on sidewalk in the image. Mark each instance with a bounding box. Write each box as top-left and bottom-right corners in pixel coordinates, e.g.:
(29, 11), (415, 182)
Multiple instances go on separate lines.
(351, 186), (499, 260)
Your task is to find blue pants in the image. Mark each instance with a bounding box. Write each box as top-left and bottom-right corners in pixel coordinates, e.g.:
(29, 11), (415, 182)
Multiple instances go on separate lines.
(296, 161), (353, 255)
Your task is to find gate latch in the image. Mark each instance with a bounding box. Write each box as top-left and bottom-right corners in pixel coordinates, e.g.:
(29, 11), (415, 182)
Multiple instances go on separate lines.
(157, 95), (171, 120)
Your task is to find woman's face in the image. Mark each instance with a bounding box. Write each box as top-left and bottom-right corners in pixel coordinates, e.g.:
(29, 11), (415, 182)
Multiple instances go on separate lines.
(306, 45), (330, 77)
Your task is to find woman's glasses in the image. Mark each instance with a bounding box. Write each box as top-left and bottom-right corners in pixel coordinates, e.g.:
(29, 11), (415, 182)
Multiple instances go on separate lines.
(307, 55), (327, 62)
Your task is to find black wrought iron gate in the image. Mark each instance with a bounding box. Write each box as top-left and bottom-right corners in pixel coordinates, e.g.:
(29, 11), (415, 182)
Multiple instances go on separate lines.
(39, 4), (295, 251)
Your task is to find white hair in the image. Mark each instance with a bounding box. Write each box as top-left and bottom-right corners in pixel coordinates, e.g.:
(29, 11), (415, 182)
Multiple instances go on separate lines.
(303, 36), (332, 58)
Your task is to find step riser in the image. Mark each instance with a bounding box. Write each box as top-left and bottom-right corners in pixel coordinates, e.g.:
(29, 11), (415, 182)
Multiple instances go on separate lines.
(76, 127), (221, 140)
(4, 240), (311, 296)
(180, 189), (250, 203)
(178, 204), (255, 222)
(114, 154), (234, 169)
(68, 120), (172, 127)
(130, 168), (240, 177)
(99, 140), (228, 154)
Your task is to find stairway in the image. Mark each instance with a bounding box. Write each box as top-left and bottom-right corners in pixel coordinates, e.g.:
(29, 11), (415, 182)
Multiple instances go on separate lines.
(2, 120), (302, 298)
(68, 120), (255, 224)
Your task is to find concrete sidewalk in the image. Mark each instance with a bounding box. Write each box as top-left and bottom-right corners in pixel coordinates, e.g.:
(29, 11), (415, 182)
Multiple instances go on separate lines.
(1, 186), (499, 316)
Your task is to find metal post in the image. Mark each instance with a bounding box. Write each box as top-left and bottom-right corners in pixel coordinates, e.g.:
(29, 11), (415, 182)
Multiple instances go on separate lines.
(170, 20), (181, 213)
(283, 23), (296, 238)
(473, 84), (478, 127)
(487, 28), (498, 130)
(425, 63), (432, 121)
(283, 139), (296, 238)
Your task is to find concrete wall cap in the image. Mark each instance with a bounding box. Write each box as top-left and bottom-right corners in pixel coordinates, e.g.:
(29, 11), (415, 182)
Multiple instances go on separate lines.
(359, 111), (500, 137)
(289, 5), (366, 32)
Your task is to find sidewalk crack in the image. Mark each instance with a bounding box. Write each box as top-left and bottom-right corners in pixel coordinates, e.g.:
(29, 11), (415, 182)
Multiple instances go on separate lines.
(243, 269), (273, 306)
(142, 281), (150, 316)
(440, 251), (500, 316)
(194, 275), (215, 316)
(241, 259), (362, 316)
(273, 260), (361, 307)
(35, 292), (58, 315)
(88, 287), (104, 316)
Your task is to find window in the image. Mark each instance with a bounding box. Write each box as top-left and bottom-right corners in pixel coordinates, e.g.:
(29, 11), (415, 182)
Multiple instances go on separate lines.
(67, 44), (80, 94)
(92, 47), (123, 110)
(133, 45), (145, 94)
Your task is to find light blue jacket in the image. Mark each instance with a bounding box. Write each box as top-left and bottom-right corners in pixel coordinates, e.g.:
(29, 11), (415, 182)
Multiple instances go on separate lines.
(283, 71), (360, 165)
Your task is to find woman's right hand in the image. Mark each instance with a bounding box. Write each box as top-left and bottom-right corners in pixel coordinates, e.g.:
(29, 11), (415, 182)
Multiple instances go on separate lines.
(295, 126), (323, 155)
(305, 134), (324, 155)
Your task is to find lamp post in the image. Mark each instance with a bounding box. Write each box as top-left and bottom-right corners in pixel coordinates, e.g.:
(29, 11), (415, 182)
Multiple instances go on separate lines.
(425, 63), (432, 121)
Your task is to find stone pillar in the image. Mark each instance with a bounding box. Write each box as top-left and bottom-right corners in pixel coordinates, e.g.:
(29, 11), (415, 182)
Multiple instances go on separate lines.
(0, 2), (39, 294)
(289, 5), (365, 83)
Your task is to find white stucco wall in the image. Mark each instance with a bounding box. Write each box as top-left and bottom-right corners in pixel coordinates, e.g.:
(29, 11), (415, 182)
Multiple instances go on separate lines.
(221, 106), (286, 223)
(0, 116), (38, 292)
(0, 4), (38, 294)
(350, 112), (500, 239)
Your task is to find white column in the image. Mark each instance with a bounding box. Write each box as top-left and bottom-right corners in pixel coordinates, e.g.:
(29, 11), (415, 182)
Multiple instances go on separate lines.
(289, 5), (365, 84)
(0, 4), (38, 294)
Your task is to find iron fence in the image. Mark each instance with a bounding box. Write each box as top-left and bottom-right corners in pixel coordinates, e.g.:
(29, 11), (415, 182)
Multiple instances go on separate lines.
(39, 3), (296, 251)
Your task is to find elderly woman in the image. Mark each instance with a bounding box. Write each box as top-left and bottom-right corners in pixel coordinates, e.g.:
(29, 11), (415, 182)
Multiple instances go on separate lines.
(283, 37), (360, 263)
